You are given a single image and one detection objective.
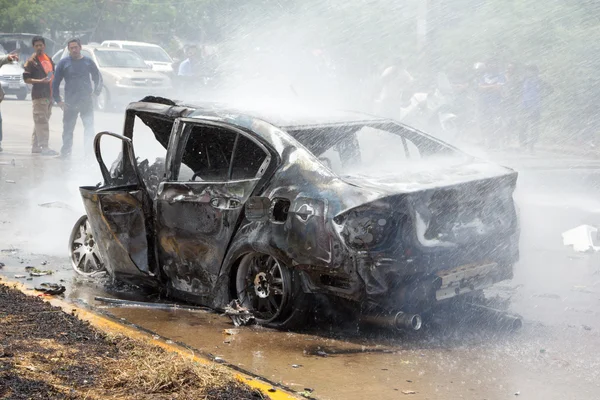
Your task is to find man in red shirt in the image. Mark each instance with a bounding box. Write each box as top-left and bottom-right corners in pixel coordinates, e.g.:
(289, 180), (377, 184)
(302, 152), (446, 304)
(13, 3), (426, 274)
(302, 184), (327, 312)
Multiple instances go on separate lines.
(23, 36), (58, 155)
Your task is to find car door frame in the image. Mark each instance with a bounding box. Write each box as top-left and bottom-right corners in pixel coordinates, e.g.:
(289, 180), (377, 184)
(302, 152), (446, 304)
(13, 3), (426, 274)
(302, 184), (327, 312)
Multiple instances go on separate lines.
(155, 117), (276, 298)
(80, 130), (158, 285)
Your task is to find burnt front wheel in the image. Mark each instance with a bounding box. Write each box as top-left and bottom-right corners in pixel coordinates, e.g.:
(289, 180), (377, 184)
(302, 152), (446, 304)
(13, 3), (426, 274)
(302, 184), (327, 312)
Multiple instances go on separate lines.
(69, 215), (106, 277)
(235, 253), (310, 330)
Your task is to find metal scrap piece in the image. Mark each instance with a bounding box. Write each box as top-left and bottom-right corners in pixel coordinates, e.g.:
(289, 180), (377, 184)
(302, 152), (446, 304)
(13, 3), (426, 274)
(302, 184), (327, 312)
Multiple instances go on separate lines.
(223, 299), (255, 326)
(94, 296), (211, 313)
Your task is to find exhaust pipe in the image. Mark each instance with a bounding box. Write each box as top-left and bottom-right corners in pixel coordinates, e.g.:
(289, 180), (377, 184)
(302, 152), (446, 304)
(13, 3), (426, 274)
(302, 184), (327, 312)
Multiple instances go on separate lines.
(362, 311), (422, 332)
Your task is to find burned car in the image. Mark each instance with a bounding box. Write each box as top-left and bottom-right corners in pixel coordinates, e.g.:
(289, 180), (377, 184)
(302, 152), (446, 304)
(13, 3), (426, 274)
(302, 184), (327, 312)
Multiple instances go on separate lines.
(70, 97), (519, 330)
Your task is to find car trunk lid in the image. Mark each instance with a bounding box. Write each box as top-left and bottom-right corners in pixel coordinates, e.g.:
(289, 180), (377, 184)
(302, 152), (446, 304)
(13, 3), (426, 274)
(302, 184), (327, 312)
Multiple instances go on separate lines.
(338, 159), (518, 252)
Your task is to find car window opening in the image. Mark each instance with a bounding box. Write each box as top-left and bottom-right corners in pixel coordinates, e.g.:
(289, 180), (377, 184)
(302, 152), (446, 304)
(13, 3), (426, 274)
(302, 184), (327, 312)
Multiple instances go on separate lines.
(287, 123), (460, 178)
(107, 113), (173, 197)
(178, 125), (267, 182)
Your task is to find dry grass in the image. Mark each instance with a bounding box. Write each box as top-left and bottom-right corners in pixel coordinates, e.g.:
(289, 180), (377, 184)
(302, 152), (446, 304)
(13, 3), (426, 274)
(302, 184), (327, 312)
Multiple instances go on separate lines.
(0, 284), (268, 400)
(103, 335), (267, 399)
(105, 337), (244, 394)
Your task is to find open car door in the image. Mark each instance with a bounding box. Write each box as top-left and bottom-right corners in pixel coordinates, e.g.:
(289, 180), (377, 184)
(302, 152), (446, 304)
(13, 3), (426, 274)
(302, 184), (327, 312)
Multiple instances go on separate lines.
(79, 131), (158, 285)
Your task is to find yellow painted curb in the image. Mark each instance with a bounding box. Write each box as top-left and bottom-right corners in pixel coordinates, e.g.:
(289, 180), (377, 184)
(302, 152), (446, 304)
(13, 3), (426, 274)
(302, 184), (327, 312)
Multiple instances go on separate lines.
(0, 277), (300, 400)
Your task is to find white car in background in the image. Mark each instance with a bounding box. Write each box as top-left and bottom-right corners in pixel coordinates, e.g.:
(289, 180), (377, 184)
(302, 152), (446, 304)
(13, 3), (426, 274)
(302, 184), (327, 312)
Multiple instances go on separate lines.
(58, 44), (173, 111)
(101, 41), (174, 74)
(0, 49), (28, 100)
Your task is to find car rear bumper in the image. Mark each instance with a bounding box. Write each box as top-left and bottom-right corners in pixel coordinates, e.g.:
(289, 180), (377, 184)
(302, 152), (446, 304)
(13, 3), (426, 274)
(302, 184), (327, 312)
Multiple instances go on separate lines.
(298, 229), (518, 312)
(0, 81), (27, 94)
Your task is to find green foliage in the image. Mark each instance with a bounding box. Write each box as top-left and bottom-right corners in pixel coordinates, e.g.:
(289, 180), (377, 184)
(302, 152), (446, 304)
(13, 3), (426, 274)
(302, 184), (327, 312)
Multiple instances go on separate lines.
(0, 0), (596, 137)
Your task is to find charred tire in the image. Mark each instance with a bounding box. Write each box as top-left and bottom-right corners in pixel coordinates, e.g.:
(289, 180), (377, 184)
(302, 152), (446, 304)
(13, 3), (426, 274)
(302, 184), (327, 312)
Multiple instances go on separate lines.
(234, 253), (310, 330)
(69, 215), (107, 277)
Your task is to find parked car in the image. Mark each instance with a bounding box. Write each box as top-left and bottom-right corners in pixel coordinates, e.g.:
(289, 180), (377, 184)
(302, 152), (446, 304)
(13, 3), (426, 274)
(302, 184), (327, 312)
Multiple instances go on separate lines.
(52, 49), (63, 64)
(59, 45), (173, 111)
(0, 33), (57, 65)
(100, 40), (174, 74)
(69, 97), (519, 330)
(0, 49), (28, 100)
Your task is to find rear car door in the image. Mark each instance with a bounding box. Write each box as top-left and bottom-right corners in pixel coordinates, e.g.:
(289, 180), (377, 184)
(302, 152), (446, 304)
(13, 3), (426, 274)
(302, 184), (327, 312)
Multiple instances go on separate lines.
(155, 119), (272, 297)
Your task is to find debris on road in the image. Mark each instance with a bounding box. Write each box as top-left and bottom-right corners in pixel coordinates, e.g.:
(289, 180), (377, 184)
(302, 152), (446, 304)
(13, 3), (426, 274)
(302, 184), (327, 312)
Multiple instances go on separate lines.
(402, 390), (416, 395)
(223, 328), (240, 335)
(94, 296), (212, 312)
(533, 293), (561, 300)
(299, 388), (315, 398)
(223, 299), (255, 327)
(14, 275), (26, 279)
(291, 364), (303, 368)
(25, 267), (54, 276)
(562, 225), (600, 252)
(38, 201), (75, 211)
(34, 283), (66, 295)
(5, 180), (15, 184)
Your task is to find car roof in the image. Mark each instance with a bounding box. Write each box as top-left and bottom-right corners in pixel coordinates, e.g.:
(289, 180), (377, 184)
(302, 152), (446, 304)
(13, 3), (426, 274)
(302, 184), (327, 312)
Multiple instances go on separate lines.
(82, 45), (134, 52)
(61, 45), (140, 61)
(129, 98), (385, 130)
(102, 40), (161, 47)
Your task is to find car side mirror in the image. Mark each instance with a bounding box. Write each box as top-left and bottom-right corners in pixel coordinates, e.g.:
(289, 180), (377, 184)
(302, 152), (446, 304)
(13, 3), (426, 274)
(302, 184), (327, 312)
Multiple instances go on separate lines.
(245, 197), (271, 222)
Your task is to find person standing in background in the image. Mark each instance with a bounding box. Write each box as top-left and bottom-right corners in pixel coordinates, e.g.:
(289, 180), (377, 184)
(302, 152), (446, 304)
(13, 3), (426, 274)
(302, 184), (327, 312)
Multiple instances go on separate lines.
(23, 36), (58, 156)
(502, 62), (524, 147)
(519, 64), (552, 153)
(53, 38), (102, 159)
(178, 44), (199, 77)
(477, 59), (505, 148)
(0, 52), (19, 152)
(373, 58), (415, 120)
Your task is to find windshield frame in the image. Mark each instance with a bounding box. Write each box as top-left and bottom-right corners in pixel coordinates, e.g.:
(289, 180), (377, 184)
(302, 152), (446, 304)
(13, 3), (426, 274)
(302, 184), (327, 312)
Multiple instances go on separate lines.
(93, 49), (149, 69)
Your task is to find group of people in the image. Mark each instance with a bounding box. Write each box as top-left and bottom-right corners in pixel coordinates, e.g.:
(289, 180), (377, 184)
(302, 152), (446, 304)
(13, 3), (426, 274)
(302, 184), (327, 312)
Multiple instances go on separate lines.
(0, 36), (102, 158)
(2, 36), (554, 157)
(446, 59), (553, 152)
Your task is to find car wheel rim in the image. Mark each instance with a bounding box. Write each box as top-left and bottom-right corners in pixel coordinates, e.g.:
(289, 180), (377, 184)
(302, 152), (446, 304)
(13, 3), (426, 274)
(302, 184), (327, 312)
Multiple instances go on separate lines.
(69, 215), (106, 276)
(236, 254), (291, 323)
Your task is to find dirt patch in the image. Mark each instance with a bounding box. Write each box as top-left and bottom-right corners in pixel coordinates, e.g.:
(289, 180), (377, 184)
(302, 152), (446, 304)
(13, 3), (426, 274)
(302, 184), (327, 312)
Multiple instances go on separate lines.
(0, 283), (268, 399)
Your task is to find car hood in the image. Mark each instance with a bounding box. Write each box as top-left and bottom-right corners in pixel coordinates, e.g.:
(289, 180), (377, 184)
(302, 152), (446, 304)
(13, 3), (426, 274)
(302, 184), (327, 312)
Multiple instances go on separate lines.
(338, 157), (515, 196)
(100, 67), (165, 79)
(0, 63), (24, 75)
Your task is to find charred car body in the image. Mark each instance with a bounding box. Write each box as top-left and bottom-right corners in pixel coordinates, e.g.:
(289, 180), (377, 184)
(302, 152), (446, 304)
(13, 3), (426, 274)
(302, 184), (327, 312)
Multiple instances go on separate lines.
(71, 97), (519, 330)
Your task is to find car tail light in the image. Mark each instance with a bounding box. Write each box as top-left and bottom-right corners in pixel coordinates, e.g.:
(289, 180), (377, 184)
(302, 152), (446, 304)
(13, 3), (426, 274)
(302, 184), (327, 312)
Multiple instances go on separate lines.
(334, 207), (399, 250)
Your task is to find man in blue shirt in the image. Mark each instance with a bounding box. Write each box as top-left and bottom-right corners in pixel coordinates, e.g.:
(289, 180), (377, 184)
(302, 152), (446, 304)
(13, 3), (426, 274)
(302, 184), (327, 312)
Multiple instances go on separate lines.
(178, 44), (198, 77)
(53, 38), (102, 159)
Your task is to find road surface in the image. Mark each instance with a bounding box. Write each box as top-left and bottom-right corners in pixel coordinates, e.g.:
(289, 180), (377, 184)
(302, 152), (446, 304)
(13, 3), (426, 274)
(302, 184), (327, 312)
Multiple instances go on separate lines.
(1, 98), (599, 399)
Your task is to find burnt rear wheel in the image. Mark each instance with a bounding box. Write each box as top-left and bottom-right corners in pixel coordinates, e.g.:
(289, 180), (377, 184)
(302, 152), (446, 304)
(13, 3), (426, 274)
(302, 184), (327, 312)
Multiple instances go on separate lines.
(69, 215), (106, 277)
(234, 253), (310, 330)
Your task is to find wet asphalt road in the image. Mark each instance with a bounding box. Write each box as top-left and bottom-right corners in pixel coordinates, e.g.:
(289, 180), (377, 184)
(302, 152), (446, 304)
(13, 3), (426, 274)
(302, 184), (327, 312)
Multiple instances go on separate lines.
(1, 99), (600, 399)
